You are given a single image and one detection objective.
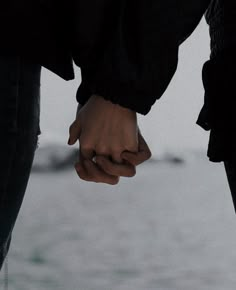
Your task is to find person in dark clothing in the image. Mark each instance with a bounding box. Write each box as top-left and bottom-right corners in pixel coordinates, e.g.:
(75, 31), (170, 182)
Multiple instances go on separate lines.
(0, 0), (154, 271)
(69, 0), (236, 210)
(0, 56), (42, 273)
(196, 0), (236, 212)
(0, 0), (235, 273)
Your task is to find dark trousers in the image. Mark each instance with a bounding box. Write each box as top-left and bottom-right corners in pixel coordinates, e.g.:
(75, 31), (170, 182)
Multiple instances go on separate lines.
(224, 161), (236, 214)
(0, 56), (41, 271)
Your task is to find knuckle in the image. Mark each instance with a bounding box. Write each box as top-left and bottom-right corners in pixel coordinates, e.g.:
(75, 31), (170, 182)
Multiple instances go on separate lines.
(95, 145), (109, 156)
(80, 141), (93, 151)
(110, 146), (122, 154)
(126, 143), (138, 153)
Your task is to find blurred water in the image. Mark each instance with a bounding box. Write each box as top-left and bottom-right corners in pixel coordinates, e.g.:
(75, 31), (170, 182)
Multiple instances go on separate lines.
(2, 154), (236, 290)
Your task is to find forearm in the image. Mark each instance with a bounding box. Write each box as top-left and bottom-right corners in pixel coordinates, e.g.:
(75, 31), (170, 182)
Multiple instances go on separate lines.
(73, 0), (211, 115)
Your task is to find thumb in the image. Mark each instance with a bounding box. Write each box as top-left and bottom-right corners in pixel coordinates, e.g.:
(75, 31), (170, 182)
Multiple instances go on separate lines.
(68, 119), (81, 145)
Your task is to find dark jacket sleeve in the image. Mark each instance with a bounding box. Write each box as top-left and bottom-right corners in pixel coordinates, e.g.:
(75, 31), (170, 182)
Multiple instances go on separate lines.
(196, 0), (236, 162)
(72, 0), (210, 115)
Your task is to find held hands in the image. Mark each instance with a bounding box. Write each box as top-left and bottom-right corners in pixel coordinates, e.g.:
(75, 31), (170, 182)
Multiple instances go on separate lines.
(68, 95), (151, 184)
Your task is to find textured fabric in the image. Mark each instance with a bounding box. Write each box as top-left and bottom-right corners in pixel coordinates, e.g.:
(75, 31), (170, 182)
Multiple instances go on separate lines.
(74, 0), (211, 115)
(0, 0), (213, 114)
(1, 0), (230, 116)
(0, 56), (41, 271)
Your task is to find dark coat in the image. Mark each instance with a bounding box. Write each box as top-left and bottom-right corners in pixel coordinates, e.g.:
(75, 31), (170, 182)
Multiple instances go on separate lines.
(1, 0), (233, 161)
(196, 0), (236, 162)
(1, 0), (74, 80)
(1, 0), (210, 112)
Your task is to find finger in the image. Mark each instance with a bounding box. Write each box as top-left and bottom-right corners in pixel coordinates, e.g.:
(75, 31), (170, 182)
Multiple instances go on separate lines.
(80, 147), (95, 160)
(75, 149), (95, 176)
(74, 161), (88, 180)
(121, 148), (151, 166)
(95, 156), (136, 177)
(75, 159), (119, 185)
(120, 151), (141, 166)
(137, 132), (151, 155)
(68, 120), (81, 145)
(121, 134), (152, 166)
(84, 159), (120, 185)
(99, 149), (123, 164)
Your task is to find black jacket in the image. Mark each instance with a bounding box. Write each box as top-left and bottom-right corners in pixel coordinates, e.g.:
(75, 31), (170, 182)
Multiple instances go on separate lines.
(196, 0), (236, 162)
(1, 0), (210, 113)
(1, 0), (233, 162)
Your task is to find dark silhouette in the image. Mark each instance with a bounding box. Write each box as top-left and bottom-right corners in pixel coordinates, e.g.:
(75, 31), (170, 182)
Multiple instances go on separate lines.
(0, 0), (235, 277)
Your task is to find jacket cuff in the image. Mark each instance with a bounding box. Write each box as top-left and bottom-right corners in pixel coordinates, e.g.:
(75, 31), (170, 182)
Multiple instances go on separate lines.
(76, 78), (158, 116)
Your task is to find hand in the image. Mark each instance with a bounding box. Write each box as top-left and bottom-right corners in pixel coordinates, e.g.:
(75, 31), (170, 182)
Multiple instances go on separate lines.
(68, 97), (151, 184)
(72, 128), (152, 185)
(68, 94), (138, 163)
(94, 128), (152, 175)
(121, 128), (152, 166)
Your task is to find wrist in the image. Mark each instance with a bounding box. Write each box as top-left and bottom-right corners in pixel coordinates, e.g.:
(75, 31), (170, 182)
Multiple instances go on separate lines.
(90, 94), (136, 115)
